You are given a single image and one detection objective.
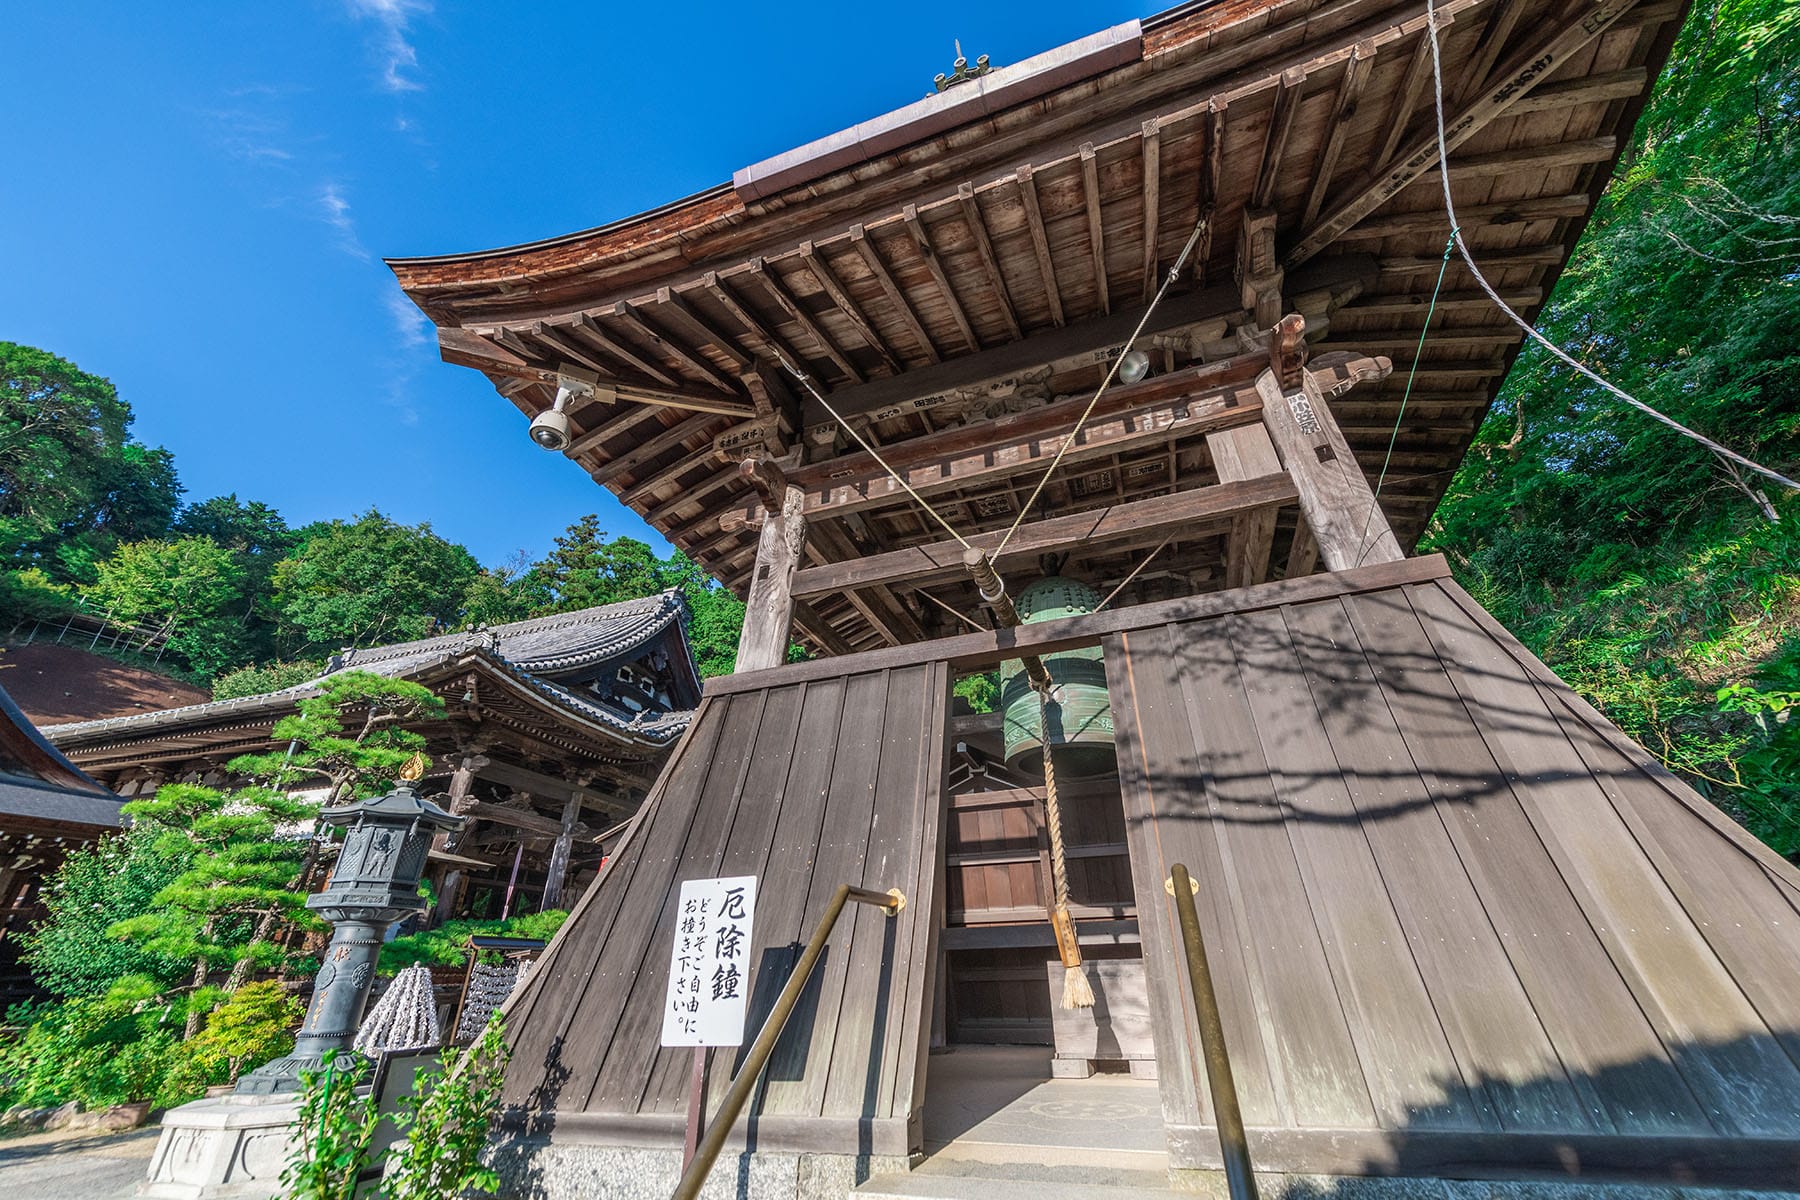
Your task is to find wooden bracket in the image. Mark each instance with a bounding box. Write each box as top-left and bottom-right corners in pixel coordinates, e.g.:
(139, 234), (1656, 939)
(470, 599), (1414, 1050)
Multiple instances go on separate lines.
(1270, 313), (1308, 391)
(739, 457), (790, 514)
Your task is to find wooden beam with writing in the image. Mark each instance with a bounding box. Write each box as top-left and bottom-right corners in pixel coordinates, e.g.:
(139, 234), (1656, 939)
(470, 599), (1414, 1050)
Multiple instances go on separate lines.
(1287, 0), (1643, 268)
(789, 473), (1298, 599)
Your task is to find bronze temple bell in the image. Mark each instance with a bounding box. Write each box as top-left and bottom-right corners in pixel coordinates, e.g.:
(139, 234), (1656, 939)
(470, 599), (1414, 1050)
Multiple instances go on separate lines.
(1000, 576), (1117, 778)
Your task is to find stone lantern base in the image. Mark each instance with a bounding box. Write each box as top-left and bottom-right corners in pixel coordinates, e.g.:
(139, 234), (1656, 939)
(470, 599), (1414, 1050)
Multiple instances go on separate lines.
(139, 1092), (303, 1200)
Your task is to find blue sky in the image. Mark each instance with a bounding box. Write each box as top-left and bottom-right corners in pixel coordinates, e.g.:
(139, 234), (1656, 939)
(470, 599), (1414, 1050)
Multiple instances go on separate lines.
(3, 0), (1139, 569)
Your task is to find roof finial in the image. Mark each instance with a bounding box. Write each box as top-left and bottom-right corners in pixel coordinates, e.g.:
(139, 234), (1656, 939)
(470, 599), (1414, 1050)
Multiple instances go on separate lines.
(933, 39), (992, 94)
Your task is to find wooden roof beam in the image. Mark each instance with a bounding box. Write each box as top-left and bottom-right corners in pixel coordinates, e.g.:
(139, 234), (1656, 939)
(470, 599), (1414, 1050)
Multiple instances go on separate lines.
(702, 271), (811, 374)
(751, 257), (864, 385)
(902, 204), (981, 354)
(1138, 119), (1162, 305)
(797, 241), (903, 375)
(1334, 194), (1591, 241)
(956, 183), (1023, 342)
(1078, 143), (1109, 315)
(1015, 164), (1064, 327)
(796, 281), (1239, 427)
(1286, 0), (1643, 268)
(610, 302), (738, 393)
(587, 412), (721, 487)
(1372, 30), (1435, 178)
(1505, 67), (1648, 116)
(847, 224), (941, 364)
(1251, 67), (1307, 212)
(1380, 245), (1563, 274)
(1456, 0), (1528, 109)
(731, 364), (1268, 527)
(1301, 41), (1377, 229)
(650, 288), (755, 375)
(1429, 136), (1618, 181)
(790, 473), (1298, 599)
(440, 326), (750, 418)
(617, 441), (727, 507)
(568, 313), (680, 389)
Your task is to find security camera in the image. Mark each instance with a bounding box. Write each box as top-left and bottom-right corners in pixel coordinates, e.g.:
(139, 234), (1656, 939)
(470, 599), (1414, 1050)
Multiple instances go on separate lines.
(528, 367), (599, 452)
(529, 406), (572, 450)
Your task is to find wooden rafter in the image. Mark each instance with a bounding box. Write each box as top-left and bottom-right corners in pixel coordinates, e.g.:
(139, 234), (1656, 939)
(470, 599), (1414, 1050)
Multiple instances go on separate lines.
(1457, 0), (1528, 108)
(610, 302), (737, 393)
(1139, 119), (1162, 304)
(652, 288), (754, 375)
(750, 257), (864, 384)
(565, 402), (664, 458)
(569, 313), (680, 389)
(617, 441), (726, 507)
(1373, 28), (1436, 171)
(956, 183), (1022, 341)
(797, 241), (902, 374)
(1287, 0), (1643, 268)
(1078, 143), (1109, 314)
(847, 224), (940, 363)
(587, 413), (720, 487)
(901, 204), (980, 354)
(1251, 67), (1307, 212)
(1015, 164), (1063, 327)
(1301, 40), (1377, 229)
(702, 270), (810, 372)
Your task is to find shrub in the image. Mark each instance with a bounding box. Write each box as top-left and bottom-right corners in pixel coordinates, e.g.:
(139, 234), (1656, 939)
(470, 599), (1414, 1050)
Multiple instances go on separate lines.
(0, 988), (183, 1109)
(23, 825), (194, 998)
(378, 910), (567, 976)
(155, 981), (302, 1106)
(380, 1015), (510, 1200)
(280, 1051), (379, 1200)
(211, 659), (323, 701)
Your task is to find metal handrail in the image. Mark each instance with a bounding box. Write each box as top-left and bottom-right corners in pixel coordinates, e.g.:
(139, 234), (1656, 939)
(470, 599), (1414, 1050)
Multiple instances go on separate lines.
(1169, 862), (1259, 1200)
(670, 882), (906, 1200)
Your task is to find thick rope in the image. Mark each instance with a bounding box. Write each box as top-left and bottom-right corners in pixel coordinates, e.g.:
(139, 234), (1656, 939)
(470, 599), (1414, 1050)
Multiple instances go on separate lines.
(997, 216), (1211, 554)
(1039, 689), (1093, 1009)
(779, 357), (975, 548)
(1421, 0), (1798, 505)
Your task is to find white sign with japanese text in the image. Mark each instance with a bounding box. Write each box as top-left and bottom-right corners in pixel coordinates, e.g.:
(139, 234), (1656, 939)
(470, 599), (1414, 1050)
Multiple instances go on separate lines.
(659, 875), (757, 1047)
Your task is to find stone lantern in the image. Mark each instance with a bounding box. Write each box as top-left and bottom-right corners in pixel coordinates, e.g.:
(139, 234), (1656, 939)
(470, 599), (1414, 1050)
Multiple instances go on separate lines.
(237, 764), (464, 1094)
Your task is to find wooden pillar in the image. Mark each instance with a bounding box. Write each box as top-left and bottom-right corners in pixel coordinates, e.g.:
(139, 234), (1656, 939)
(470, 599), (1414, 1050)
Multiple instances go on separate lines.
(1258, 317), (1403, 572)
(733, 458), (808, 673)
(432, 751), (489, 925)
(541, 791), (583, 912)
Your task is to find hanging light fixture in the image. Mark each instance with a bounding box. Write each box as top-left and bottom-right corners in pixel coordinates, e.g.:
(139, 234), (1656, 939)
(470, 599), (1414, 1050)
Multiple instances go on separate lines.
(1118, 348), (1152, 385)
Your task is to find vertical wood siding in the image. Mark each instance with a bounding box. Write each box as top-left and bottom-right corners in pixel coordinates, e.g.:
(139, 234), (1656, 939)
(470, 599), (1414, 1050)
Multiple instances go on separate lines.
(1109, 578), (1800, 1179)
(499, 662), (950, 1156)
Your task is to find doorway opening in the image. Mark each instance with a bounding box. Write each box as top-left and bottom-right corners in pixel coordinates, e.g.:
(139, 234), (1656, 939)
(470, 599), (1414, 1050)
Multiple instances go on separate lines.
(920, 675), (1164, 1168)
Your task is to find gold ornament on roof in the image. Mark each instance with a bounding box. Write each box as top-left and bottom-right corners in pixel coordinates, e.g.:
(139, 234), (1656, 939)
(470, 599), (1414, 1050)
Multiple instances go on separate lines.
(399, 752), (428, 783)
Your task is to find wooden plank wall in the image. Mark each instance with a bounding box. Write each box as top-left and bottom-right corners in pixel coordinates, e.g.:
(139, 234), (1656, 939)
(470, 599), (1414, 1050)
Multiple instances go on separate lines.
(1108, 577), (1800, 1183)
(498, 662), (950, 1157)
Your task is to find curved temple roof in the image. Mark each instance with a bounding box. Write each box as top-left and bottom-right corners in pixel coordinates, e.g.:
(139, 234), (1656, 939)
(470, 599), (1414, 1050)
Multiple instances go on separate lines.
(44, 591), (696, 755)
(390, 0), (1687, 654)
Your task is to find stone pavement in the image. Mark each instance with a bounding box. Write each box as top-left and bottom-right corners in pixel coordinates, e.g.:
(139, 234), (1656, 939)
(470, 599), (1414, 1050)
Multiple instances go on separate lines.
(0, 1124), (159, 1199)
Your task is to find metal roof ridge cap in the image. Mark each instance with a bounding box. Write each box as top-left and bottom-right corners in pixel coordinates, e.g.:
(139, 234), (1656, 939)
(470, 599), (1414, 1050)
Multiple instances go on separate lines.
(735, 19), (1143, 203)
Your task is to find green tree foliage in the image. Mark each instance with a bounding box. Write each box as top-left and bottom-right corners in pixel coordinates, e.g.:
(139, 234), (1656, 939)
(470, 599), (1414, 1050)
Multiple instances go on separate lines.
(212, 658), (324, 701)
(378, 910), (567, 975)
(232, 669), (444, 803)
(0, 342), (180, 582)
(1424, 0), (1800, 852)
(271, 510), (482, 654)
(82, 536), (249, 675)
(157, 981), (302, 1101)
(111, 782), (319, 1034)
(0, 987), (184, 1109)
(22, 824), (194, 998)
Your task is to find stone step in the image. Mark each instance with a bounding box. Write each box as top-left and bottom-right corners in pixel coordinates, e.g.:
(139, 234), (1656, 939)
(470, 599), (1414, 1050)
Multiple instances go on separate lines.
(855, 1166), (1176, 1200)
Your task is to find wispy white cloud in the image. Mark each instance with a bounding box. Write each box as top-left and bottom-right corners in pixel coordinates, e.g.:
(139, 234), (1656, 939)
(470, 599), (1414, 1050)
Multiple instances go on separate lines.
(345, 0), (432, 93)
(384, 284), (429, 348)
(316, 181), (369, 259)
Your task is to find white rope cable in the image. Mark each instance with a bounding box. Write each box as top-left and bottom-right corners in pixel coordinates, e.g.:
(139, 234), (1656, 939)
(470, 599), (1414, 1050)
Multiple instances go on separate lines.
(996, 216), (1212, 553)
(779, 356), (974, 548)
(1422, 0), (1799, 502)
(1096, 533), (1177, 612)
